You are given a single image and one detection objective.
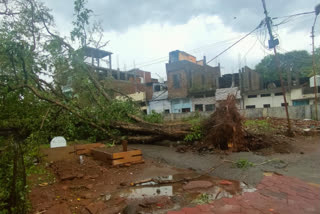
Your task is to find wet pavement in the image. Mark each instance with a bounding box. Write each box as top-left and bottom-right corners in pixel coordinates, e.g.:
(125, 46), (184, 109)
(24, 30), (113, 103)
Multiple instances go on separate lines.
(167, 173), (320, 214)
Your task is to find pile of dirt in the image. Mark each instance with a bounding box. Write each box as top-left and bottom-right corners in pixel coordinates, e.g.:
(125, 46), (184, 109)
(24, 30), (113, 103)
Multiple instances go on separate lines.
(203, 95), (247, 152)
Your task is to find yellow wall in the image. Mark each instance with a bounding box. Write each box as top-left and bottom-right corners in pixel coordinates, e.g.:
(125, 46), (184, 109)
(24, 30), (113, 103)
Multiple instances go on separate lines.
(116, 91), (146, 102)
(178, 52), (196, 63)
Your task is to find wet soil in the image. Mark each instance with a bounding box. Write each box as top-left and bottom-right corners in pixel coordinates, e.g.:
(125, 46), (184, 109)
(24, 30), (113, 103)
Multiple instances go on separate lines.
(29, 156), (254, 214)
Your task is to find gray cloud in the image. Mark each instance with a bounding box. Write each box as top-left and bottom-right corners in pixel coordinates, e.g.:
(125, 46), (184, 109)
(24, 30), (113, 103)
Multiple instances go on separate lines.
(44, 0), (319, 33)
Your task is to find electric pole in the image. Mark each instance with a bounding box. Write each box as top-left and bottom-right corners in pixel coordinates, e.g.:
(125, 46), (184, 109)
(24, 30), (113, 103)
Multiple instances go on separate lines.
(311, 24), (319, 121)
(261, 0), (293, 135)
(311, 4), (320, 121)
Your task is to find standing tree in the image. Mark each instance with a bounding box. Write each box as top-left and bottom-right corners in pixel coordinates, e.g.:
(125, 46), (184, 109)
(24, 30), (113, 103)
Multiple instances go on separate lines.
(255, 50), (313, 82)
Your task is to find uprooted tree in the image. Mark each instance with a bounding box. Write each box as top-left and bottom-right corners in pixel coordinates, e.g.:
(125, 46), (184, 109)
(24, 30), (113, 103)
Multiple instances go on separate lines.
(0, 1), (193, 212)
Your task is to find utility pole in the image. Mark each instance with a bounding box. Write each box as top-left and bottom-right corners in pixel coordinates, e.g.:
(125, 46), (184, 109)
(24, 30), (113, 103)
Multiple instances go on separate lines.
(311, 25), (319, 120)
(311, 5), (320, 121)
(261, 0), (293, 135)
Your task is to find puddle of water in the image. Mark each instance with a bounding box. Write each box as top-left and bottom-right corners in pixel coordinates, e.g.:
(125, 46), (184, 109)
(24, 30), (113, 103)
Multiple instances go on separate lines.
(120, 185), (173, 199)
(112, 173), (257, 212)
(137, 175), (173, 186)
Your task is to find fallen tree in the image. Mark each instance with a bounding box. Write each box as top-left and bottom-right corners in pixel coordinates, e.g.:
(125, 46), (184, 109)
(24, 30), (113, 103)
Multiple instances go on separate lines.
(203, 94), (245, 151)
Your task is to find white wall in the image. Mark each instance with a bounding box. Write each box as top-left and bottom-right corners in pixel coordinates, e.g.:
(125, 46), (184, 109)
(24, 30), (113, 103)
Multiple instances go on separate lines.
(291, 88), (319, 100)
(243, 92), (292, 108)
(191, 97), (216, 111)
(148, 99), (171, 114)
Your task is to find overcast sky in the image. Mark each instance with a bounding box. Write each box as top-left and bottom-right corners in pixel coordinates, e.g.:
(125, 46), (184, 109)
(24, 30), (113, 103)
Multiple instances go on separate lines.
(44, 0), (320, 79)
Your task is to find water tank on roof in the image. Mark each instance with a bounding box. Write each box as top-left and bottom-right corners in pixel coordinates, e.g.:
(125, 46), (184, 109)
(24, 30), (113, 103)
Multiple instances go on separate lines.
(310, 75), (320, 87)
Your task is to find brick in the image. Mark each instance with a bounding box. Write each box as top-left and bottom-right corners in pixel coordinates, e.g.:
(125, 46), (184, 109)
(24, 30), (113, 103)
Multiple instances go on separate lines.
(256, 184), (265, 190)
(196, 204), (213, 212)
(222, 197), (240, 205)
(167, 211), (185, 214)
(242, 208), (261, 214)
(297, 191), (317, 200)
(182, 207), (201, 214)
(183, 181), (213, 190)
(214, 204), (241, 213)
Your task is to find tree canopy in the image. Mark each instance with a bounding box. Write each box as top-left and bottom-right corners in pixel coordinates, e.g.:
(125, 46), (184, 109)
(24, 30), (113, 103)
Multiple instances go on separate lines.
(254, 49), (319, 82)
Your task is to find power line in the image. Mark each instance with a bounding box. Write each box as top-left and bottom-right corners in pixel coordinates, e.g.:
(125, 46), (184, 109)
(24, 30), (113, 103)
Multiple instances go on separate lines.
(272, 11), (314, 20)
(206, 21), (264, 64)
(126, 36), (241, 71)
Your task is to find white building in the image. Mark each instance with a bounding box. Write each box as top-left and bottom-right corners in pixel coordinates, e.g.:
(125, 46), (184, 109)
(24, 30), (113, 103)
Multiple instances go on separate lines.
(147, 83), (171, 114)
(242, 89), (292, 109)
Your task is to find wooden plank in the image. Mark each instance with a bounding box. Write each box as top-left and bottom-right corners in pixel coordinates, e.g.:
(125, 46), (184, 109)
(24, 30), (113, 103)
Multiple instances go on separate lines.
(40, 146), (75, 162)
(91, 148), (108, 162)
(112, 155), (142, 166)
(112, 150), (142, 159)
(75, 143), (105, 155)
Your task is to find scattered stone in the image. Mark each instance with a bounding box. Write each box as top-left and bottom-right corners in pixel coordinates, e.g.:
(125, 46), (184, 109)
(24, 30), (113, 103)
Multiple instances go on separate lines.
(79, 192), (94, 199)
(120, 182), (128, 186)
(104, 193), (111, 201)
(183, 180), (213, 190)
(85, 202), (107, 214)
(60, 174), (77, 181)
(61, 185), (68, 190)
(220, 180), (233, 185)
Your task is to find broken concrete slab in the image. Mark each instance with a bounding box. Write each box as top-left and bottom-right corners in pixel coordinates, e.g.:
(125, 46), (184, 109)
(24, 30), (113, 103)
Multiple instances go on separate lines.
(183, 180), (213, 190)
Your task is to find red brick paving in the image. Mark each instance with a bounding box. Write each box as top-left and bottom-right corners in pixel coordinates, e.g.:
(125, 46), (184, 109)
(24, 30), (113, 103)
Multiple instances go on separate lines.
(167, 174), (320, 214)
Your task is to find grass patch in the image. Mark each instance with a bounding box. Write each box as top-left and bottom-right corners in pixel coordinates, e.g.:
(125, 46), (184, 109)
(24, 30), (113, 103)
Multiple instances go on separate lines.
(27, 163), (56, 187)
(193, 193), (211, 204)
(244, 119), (274, 133)
(235, 159), (254, 169)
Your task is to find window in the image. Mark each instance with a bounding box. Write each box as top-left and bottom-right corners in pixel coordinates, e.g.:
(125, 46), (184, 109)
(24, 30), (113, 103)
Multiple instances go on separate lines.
(164, 109), (170, 114)
(173, 74), (181, 88)
(248, 95), (257, 98)
(182, 108), (190, 112)
(195, 104), (203, 112)
(281, 103), (288, 107)
(120, 73), (125, 80)
(263, 104), (271, 108)
(275, 92), (283, 96)
(205, 104), (215, 112)
(293, 100), (309, 106)
(201, 74), (205, 85)
(246, 105), (256, 109)
(154, 85), (161, 92)
(261, 93), (271, 97)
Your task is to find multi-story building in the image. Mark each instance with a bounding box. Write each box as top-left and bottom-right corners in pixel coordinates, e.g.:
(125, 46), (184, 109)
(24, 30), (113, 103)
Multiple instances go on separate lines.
(166, 50), (221, 113)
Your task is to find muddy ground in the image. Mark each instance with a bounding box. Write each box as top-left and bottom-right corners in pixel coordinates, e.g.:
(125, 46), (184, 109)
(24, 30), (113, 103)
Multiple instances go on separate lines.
(29, 156), (256, 214)
(29, 116), (320, 214)
(30, 135), (319, 214)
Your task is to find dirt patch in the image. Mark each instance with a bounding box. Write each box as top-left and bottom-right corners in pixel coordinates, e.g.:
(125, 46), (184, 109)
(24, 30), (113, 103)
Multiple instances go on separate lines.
(29, 155), (256, 213)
